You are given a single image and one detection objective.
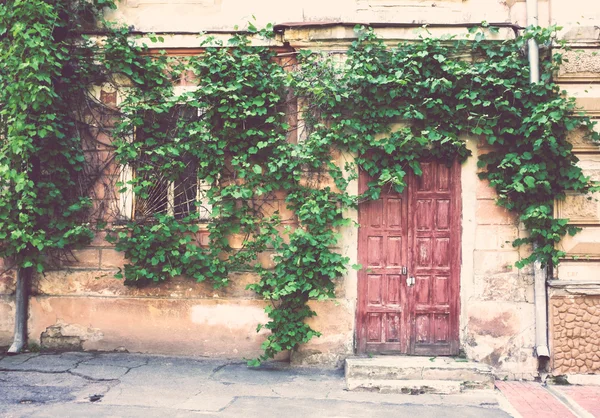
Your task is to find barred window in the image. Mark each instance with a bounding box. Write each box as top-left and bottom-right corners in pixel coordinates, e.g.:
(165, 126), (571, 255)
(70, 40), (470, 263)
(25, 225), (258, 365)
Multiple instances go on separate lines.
(119, 102), (212, 223)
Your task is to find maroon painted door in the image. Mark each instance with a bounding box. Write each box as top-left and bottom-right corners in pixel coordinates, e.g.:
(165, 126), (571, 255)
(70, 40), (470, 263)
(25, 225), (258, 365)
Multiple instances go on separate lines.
(357, 161), (461, 355)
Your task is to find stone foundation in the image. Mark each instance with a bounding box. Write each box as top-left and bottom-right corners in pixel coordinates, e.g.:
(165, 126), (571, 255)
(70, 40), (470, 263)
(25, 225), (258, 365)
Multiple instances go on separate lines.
(551, 296), (600, 375)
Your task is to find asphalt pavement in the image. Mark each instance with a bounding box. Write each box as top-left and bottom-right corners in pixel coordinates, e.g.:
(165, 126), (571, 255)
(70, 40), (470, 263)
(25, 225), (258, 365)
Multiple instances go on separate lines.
(0, 351), (512, 417)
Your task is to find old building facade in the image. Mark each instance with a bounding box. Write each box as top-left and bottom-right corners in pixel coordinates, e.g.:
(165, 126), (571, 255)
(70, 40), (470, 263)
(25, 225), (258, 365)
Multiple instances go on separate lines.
(1, 0), (599, 381)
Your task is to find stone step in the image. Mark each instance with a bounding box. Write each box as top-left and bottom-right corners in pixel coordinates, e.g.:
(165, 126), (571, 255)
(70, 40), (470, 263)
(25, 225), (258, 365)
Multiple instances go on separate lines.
(345, 356), (495, 394)
(346, 379), (464, 395)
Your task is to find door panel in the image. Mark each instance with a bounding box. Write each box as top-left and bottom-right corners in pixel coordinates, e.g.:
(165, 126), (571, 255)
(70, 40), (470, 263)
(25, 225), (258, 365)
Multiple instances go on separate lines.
(408, 161), (460, 355)
(357, 173), (408, 353)
(357, 161), (460, 355)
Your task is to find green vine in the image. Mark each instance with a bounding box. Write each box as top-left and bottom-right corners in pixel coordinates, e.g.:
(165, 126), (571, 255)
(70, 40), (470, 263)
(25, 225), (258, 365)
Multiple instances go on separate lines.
(0, 0), (116, 273)
(292, 26), (599, 266)
(2, 3), (597, 364)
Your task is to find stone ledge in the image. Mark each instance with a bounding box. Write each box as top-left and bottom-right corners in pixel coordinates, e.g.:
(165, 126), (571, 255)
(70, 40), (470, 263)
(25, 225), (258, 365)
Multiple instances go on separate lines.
(555, 374), (600, 385)
(549, 280), (600, 296)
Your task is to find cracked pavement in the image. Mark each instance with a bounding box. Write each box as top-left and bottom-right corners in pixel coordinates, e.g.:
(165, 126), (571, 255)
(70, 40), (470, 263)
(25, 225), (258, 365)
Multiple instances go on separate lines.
(0, 352), (512, 417)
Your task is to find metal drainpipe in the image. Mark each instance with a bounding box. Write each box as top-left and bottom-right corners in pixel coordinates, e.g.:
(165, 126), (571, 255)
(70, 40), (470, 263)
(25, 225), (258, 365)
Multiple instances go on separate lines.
(527, 0), (550, 360)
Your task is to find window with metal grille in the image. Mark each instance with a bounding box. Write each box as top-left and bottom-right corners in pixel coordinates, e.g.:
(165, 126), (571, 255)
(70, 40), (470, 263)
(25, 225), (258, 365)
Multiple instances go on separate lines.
(119, 103), (212, 223)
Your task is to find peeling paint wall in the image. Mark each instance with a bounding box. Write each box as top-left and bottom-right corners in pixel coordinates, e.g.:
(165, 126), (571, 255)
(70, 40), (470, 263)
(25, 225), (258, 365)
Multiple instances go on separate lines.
(28, 295), (277, 358)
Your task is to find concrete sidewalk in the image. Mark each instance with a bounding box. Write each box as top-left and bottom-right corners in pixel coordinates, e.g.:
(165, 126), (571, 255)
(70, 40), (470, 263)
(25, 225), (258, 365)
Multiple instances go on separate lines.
(0, 352), (509, 417)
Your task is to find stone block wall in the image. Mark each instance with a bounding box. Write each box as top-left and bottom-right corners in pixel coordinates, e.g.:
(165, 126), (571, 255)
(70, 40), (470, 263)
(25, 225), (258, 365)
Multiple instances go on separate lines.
(460, 139), (537, 379)
(550, 11), (600, 376)
(551, 297), (600, 375)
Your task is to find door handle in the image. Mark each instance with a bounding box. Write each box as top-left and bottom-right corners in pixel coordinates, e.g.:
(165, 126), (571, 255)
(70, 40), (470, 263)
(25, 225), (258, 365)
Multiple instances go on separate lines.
(406, 276), (415, 286)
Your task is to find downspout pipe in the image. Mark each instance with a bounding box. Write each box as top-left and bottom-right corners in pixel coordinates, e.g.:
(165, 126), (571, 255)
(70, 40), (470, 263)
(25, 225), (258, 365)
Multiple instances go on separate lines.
(527, 0), (550, 361)
(533, 256), (550, 359)
(527, 0), (540, 84)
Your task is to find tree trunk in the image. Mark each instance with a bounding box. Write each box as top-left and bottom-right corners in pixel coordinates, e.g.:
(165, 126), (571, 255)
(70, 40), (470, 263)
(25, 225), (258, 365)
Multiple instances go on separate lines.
(8, 267), (31, 354)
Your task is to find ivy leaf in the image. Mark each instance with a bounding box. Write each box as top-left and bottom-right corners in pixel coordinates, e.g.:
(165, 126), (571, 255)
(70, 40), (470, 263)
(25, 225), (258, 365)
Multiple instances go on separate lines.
(523, 176), (536, 188)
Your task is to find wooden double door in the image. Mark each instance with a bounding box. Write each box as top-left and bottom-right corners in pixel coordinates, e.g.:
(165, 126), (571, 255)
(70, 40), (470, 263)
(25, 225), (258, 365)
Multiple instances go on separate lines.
(356, 161), (461, 355)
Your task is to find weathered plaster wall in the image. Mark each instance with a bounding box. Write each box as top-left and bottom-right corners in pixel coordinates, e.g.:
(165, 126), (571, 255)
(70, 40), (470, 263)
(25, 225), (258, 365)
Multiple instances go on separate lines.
(4, 149), (352, 362)
(0, 134), (540, 373)
(294, 137), (540, 373)
(290, 151), (358, 367)
(23, 267), (284, 358)
(104, 0), (521, 33)
(461, 139), (537, 379)
(0, 261), (16, 348)
(551, 0), (600, 42)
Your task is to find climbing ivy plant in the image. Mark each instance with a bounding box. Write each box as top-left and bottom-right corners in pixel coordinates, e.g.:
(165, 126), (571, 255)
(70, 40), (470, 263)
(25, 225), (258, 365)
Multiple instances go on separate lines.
(1, 1), (597, 362)
(0, 0), (116, 274)
(0, 0), (119, 352)
(291, 26), (599, 267)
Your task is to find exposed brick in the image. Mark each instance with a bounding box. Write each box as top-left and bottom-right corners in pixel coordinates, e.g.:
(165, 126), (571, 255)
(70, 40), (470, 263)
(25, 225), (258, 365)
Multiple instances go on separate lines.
(277, 200), (297, 222)
(180, 69), (197, 86)
(197, 230), (210, 247)
(90, 231), (112, 247)
(256, 251), (276, 269)
(255, 199), (280, 218)
(227, 233), (248, 250)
